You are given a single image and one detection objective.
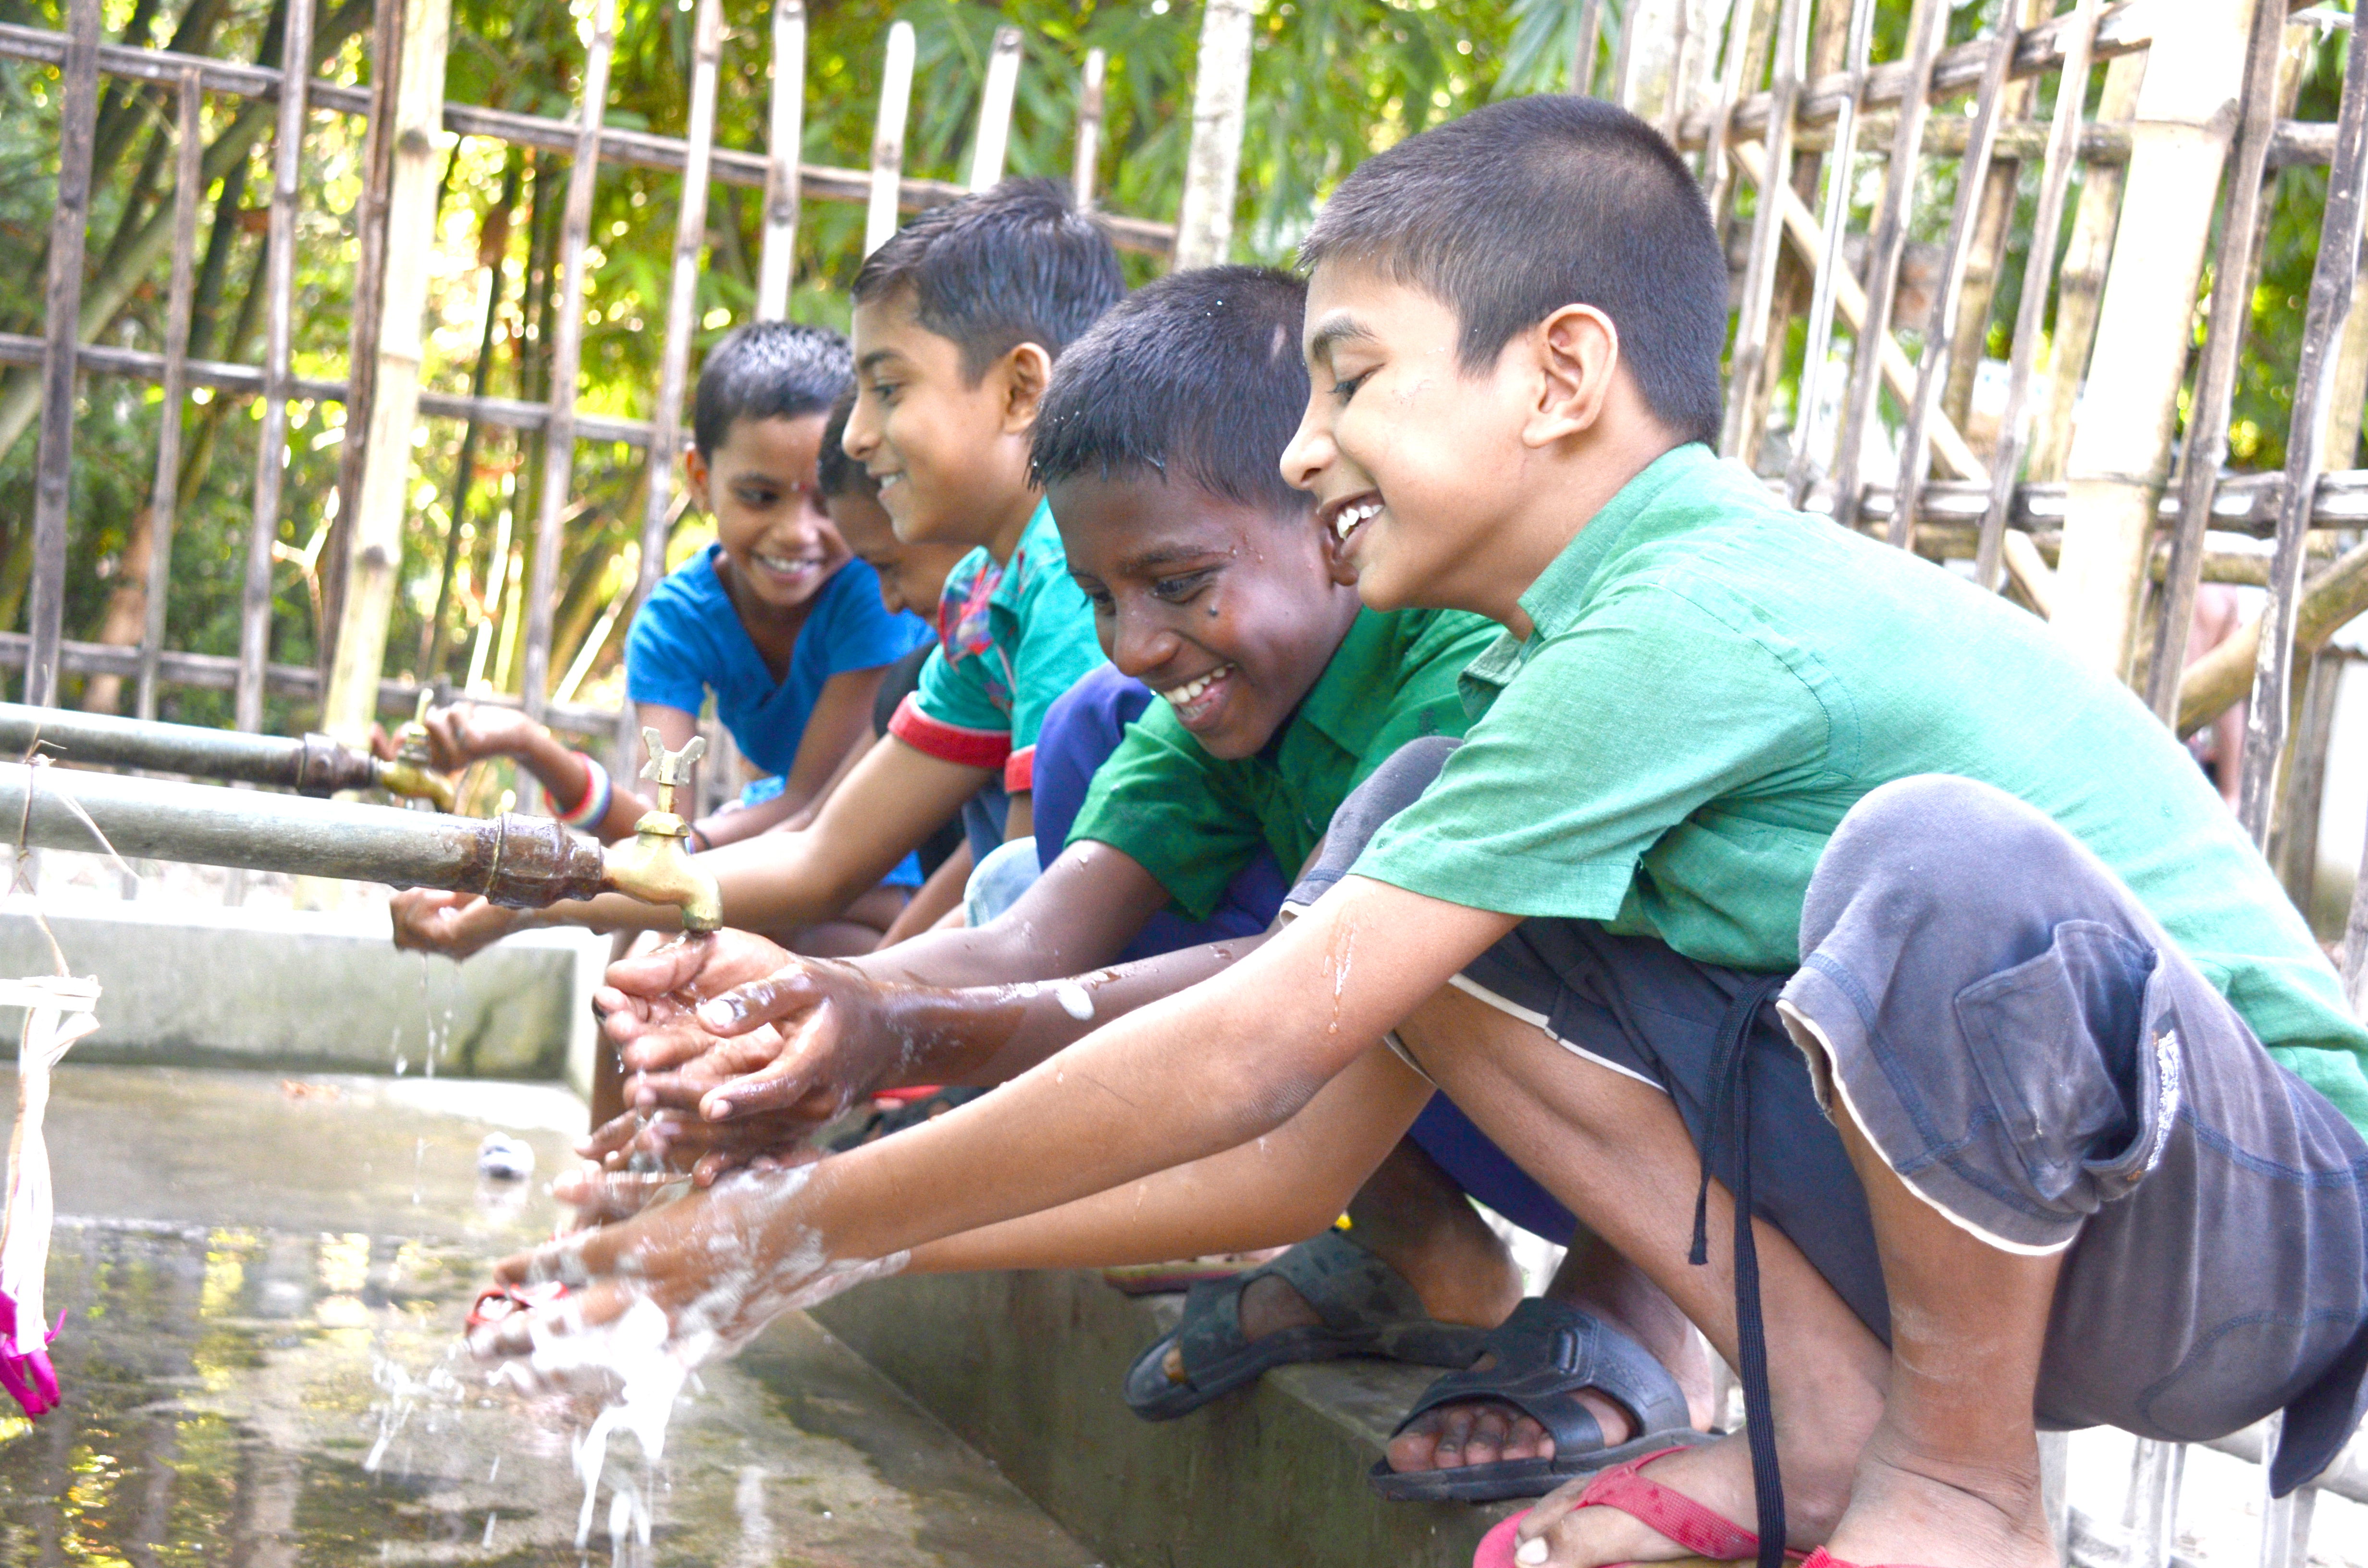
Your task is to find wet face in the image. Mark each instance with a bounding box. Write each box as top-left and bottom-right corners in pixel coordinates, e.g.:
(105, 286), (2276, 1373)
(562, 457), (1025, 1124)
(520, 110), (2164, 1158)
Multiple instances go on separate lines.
(687, 414), (851, 612)
(843, 290), (1035, 549)
(825, 488), (968, 620)
(1280, 264), (1535, 618)
(1053, 470), (1359, 762)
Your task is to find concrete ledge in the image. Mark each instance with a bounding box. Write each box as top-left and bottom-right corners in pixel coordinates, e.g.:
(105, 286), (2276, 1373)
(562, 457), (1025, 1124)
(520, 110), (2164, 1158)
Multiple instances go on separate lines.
(813, 1269), (1515, 1568)
(0, 897), (604, 1080)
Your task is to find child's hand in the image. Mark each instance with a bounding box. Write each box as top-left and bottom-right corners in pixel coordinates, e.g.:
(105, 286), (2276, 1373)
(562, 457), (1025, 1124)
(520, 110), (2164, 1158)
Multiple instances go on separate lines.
(687, 962), (911, 1124)
(414, 701), (543, 772)
(470, 1165), (907, 1375)
(388, 889), (521, 959)
(599, 931), (796, 1052)
(578, 1103), (825, 1185)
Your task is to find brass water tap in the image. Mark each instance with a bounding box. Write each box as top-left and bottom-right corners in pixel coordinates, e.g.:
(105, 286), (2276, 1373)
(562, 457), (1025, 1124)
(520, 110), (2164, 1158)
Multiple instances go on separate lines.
(373, 691), (458, 812)
(599, 729), (722, 932)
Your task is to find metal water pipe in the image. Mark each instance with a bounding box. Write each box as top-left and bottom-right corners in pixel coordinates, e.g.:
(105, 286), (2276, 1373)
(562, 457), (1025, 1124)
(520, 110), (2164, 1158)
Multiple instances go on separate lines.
(0, 703), (456, 811)
(0, 730), (722, 931)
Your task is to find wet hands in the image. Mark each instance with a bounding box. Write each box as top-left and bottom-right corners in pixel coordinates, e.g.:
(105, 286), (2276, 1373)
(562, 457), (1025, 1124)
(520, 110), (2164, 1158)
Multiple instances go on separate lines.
(470, 1164), (908, 1380)
(370, 701), (541, 773)
(389, 889), (522, 959)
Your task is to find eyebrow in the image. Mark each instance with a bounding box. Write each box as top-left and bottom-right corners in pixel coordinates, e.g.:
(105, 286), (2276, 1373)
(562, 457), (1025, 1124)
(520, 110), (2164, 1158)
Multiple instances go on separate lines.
(856, 348), (908, 375)
(1117, 543), (1225, 576)
(1305, 314), (1377, 367)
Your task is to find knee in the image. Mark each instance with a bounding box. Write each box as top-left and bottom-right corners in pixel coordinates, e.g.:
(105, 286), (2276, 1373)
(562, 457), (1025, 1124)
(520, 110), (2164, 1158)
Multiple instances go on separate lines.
(1803, 776), (2100, 963)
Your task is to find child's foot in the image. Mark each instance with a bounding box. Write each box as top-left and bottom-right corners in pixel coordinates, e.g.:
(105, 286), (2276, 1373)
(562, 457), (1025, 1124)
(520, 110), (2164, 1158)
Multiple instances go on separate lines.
(1511, 1425), (1862, 1566)
(1815, 1428), (2054, 1568)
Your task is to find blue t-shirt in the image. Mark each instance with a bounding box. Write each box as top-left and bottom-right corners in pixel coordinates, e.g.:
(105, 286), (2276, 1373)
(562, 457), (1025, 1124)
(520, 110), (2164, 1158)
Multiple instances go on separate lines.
(627, 545), (930, 782)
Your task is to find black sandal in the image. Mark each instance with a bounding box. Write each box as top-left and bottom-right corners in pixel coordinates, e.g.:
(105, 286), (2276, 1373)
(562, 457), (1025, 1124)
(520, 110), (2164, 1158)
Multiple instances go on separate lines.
(1366, 1297), (1709, 1502)
(1121, 1230), (1489, 1421)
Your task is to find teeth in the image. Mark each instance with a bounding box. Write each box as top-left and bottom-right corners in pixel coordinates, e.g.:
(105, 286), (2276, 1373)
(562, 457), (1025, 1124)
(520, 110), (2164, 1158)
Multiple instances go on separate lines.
(756, 554), (814, 574)
(1163, 665), (1232, 710)
(1332, 499), (1381, 541)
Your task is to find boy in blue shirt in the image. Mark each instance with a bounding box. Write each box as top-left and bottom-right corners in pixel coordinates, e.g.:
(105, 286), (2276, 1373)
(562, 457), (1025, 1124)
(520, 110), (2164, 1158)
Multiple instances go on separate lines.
(484, 101), (2368, 1568)
(391, 323), (929, 951)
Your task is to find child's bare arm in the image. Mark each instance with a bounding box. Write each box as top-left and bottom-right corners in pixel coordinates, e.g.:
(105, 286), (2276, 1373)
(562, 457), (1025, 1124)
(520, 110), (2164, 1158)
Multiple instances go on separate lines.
(904, 1041), (1430, 1272)
(857, 838), (1175, 987)
(693, 668), (887, 851)
(524, 737), (991, 934)
(481, 878), (1518, 1353)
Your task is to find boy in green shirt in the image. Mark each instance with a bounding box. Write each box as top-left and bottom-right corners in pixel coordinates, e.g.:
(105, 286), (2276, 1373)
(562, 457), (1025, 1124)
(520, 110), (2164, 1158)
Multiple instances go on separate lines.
(481, 100), (2368, 1568)
(395, 179), (1114, 954)
(592, 266), (1710, 1492)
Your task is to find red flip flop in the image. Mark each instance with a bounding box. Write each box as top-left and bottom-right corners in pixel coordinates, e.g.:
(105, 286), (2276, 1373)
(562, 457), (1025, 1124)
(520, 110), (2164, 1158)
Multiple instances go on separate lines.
(1798, 1550), (1941, 1568)
(467, 1280), (568, 1331)
(1473, 1446), (1806, 1568)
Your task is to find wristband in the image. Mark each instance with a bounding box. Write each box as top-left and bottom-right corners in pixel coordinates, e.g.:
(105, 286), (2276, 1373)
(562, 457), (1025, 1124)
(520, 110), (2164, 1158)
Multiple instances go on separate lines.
(687, 823), (713, 854)
(554, 752), (612, 830)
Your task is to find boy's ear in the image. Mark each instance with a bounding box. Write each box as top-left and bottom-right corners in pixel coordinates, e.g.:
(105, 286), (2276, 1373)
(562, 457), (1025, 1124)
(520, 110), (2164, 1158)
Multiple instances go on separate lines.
(996, 342), (1056, 435)
(1524, 304), (1621, 449)
(684, 444), (712, 509)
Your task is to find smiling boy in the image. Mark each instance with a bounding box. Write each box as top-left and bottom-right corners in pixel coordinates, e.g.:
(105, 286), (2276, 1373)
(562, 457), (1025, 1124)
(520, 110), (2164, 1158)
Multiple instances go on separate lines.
(482, 99), (2368, 1568)
(592, 267), (1707, 1495)
(421, 180), (1118, 951)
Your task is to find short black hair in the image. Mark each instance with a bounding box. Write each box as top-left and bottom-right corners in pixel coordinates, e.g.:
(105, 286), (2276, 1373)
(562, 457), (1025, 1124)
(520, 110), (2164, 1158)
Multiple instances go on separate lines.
(1300, 96), (1725, 447)
(852, 177), (1125, 381)
(1031, 266), (1311, 517)
(692, 320), (854, 457)
(815, 389), (873, 501)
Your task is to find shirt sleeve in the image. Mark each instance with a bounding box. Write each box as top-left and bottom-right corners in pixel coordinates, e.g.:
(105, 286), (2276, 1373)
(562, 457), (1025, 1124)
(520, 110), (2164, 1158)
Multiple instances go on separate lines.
(1068, 701), (1263, 921)
(890, 647), (1012, 772)
(624, 578), (715, 715)
(1001, 564), (1108, 794)
(1353, 587), (1835, 920)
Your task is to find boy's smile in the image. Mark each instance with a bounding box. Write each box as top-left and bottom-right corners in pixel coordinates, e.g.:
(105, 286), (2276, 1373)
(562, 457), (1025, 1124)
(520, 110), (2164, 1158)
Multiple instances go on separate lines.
(1052, 471), (1359, 762)
(689, 413), (851, 615)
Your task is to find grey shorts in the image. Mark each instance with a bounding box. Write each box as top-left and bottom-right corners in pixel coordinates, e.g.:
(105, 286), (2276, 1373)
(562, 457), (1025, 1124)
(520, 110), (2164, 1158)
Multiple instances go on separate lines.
(1292, 739), (2368, 1493)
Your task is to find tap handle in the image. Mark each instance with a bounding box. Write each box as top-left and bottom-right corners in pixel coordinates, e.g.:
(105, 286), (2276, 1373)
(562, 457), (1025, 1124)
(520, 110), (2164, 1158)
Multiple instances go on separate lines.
(639, 729), (707, 812)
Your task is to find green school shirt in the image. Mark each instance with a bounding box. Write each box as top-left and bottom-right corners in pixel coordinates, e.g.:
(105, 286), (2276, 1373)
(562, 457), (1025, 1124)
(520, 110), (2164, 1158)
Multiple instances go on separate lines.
(888, 498), (1107, 794)
(1354, 443), (2368, 1132)
(1069, 606), (1500, 921)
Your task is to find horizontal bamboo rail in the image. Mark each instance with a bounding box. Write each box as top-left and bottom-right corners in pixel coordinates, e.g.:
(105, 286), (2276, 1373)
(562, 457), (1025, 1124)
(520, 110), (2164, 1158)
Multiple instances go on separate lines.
(0, 23), (1179, 256)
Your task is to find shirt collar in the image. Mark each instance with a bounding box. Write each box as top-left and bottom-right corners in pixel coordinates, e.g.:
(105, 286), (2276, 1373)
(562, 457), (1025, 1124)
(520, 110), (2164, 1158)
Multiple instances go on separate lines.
(988, 498), (1061, 615)
(1292, 608), (1400, 757)
(1457, 442), (1716, 714)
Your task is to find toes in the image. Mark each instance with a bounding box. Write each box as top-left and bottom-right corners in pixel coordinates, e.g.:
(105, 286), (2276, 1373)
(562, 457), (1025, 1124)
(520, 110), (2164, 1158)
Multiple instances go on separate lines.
(1386, 1426), (1443, 1473)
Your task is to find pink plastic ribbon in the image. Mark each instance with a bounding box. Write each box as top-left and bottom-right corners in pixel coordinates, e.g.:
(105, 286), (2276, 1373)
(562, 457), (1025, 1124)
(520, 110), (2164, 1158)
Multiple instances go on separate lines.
(0, 1289), (62, 1418)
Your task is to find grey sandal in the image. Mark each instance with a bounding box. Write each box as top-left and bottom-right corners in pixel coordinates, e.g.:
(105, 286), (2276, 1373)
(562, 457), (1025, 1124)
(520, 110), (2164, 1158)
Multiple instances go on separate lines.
(1367, 1297), (1709, 1502)
(1121, 1230), (1489, 1421)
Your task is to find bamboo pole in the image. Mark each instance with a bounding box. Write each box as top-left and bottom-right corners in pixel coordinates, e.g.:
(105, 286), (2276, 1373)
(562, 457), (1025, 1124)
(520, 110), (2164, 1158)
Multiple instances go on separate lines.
(754, 0), (803, 321)
(2237, 13), (2368, 845)
(968, 24), (1023, 194)
(2181, 539), (2368, 736)
(2051, 0), (2251, 681)
(1941, 0), (2051, 433)
(136, 68), (205, 724)
(318, 0), (401, 683)
(1974, 0), (2104, 592)
(617, 0), (722, 768)
(234, 0), (313, 734)
(1730, 139), (1986, 483)
(25, 0), (102, 710)
(2274, 649), (2341, 910)
(2029, 53), (2147, 483)
(1718, 0), (1804, 462)
(2142, 0), (2290, 722)
(1073, 47), (1106, 209)
(1783, 0), (1877, 509)
(1573, 0), (1605, 95)
(1889, 25), (2017, 552)
(1174, 0), (1255, 270)
(318, 0), (446, 745)
(1697, 0), (1763, 234)
(1829, 0), (1947, 533)
(863, 22), (914, 257)
(520, 0), (614, 725)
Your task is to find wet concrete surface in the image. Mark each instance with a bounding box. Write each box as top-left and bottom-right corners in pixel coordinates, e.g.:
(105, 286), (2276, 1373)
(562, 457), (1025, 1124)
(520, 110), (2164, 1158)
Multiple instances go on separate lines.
(0, 1064), (1096, 1567)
